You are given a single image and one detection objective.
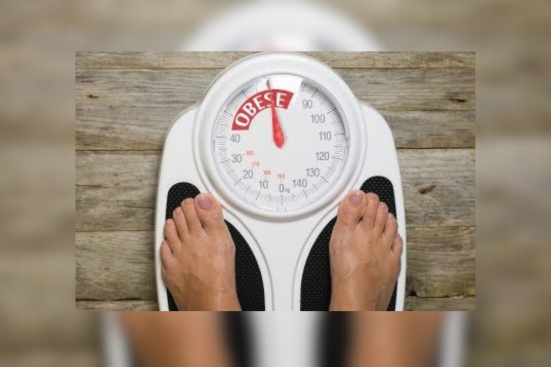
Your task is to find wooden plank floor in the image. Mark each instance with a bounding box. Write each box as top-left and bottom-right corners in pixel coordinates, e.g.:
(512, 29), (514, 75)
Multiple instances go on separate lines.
(76, 52), (475, 311)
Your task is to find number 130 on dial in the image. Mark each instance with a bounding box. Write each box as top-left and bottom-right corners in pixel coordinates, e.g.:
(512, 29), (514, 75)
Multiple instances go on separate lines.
(212, 74), (349, 213)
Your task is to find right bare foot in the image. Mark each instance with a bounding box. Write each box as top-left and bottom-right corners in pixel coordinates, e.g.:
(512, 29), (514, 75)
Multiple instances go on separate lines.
(329, 191), (403, 311)
(161, 193), (241, 311)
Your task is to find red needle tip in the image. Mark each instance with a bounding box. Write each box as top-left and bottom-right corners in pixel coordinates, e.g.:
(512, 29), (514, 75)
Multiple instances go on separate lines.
(268, 81), (285, 149)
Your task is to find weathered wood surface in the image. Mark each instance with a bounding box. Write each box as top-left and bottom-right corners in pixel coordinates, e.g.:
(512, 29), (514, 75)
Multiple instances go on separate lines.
(404, 296), (475, 311)
(76, 52), (475, 70)
(75, 52), (475, 311)
(76, 107), (474, 150)
(76, 300), (159, 311)
(76, 226), (474, 302)
(75, 296), (476, 312)
(76, 68), (474, 112)
(76, 149), (475, 231)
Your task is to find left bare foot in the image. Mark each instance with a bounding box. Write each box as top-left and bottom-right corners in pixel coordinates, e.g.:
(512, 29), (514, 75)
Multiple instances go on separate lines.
(161, 193), (241, 311)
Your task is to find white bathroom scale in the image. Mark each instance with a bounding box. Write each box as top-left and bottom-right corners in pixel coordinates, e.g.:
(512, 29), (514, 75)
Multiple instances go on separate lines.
(155, 52), (407, 311)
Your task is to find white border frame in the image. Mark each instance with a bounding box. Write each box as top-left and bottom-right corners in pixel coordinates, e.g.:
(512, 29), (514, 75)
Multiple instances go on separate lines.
(193, 52), (366, 221)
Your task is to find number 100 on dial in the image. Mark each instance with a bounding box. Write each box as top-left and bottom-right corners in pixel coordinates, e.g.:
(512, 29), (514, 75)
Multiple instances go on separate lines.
(212, 74), (349, 213)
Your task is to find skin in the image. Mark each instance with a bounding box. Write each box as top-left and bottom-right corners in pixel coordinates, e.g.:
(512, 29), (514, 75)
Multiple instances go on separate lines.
(348, 312), (446, 367)
(329, 190), (403, 311)
(161, 190), (401, 311)
(120, 312), (233, 367)
(161, 194), (241, 311)
(126, 203), (440, 367)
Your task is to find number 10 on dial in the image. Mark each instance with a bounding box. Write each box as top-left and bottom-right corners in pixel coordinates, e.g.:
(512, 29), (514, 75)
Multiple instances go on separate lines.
(212, 74), (349, 213)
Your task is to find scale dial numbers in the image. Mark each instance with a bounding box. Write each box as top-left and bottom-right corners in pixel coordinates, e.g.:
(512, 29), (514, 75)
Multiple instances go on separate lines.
(212, 75), (349, 213)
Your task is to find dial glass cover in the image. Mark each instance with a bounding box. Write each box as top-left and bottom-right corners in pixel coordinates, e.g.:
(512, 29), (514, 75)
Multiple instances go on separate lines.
(212, 74), (349, 213)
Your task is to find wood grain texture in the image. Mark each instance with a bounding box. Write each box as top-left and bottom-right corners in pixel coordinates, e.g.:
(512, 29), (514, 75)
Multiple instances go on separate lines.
(76, 107), (474, 150)
(76, 149), (474, 231)
(406, 227), (475, 298)
(405, 296), (475, 311)
(76, 300), (158, 311)
(76, 68), (474, 112)
(76, 231), (156, 302)
(76, 226), (474, 303)
(75, 297), (475, 311)
(76, 52), (475, 70)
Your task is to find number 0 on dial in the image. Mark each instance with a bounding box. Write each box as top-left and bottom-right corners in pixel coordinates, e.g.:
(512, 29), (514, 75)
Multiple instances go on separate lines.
(212, 74), (349, 213)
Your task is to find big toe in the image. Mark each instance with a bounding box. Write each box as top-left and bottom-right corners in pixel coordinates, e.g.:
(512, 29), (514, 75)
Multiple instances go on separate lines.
(335, 190), (367, 230)
(194, 193), (227, 234)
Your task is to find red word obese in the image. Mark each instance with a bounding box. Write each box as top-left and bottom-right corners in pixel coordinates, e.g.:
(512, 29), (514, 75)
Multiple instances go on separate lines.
(232, 89), (294, 130)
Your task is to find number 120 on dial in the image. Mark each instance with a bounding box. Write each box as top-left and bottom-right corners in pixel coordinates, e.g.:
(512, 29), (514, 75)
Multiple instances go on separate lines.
(212, 74), (349, 213)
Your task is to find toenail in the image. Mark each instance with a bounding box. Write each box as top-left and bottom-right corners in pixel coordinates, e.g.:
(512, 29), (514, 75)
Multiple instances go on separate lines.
(183, 198), (193, 205)
(380, 202), (387, 209)
(348, 191), (364, 206)
(174, 207), (182, 215)
(197, 194), (213, 210)
(166, 220), (173, 226)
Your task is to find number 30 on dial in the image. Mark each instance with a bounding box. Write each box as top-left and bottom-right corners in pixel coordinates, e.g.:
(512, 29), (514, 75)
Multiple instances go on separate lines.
(212, 74), (349, 213)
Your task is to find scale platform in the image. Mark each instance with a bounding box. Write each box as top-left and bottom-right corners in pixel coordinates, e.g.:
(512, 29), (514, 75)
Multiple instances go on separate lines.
(155, 52), (406, 311)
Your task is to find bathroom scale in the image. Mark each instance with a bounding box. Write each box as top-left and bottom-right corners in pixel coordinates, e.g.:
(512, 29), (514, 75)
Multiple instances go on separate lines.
(155, 52), (407, 311)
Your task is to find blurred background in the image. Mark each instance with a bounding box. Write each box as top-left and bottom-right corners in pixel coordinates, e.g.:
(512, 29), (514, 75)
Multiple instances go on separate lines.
(1, 0), (550, 365)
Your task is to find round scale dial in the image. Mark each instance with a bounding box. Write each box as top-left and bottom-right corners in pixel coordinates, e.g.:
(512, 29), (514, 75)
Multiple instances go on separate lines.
(212, 74), (349, 213)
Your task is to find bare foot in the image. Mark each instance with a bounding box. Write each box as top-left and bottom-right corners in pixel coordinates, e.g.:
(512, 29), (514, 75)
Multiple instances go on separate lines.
(121, 312), (233, 367)
(329, 191), (403, 311)
(349, 313), (445, 367)
(161, 193), (241, 311)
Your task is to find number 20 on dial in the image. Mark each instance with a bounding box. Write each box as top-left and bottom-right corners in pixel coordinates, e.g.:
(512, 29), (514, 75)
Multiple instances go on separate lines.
(212, 74), (349, 213)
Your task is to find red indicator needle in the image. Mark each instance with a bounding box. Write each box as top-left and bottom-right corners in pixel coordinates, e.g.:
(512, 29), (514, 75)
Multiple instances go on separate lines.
(267, 80), (285, 149)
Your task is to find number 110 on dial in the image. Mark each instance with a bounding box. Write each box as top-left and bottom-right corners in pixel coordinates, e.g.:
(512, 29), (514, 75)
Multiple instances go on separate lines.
(212, 74), (349, 213)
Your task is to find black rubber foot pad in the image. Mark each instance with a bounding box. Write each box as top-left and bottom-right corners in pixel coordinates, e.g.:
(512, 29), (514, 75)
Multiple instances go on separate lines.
(165, 183), (265, 311)
(300, 176), (399, 311)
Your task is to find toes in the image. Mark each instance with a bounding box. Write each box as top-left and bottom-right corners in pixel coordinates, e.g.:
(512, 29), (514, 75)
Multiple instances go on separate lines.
(361, 193), (380, 228)
(173, 206), (189, 240)
(164, 219), (181, 251)
(194, 193), (227, 234)
(336, 190), (367, 228)
(181, 198), (203, 234)
(374, 202), (389, 234)
(391, 234), (404, 256)
(384, 213), (398, 242)
(160, 241), (174, 265)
